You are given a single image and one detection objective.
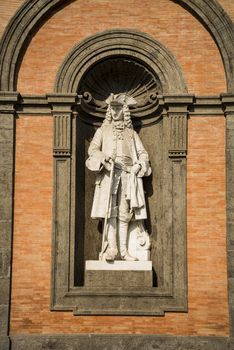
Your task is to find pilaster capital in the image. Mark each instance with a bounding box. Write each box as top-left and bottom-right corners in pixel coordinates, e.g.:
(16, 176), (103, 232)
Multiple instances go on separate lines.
(0, 91), (19, 114)
(46, 93), (82, 114)
(221, 93), (234, 116)
(163, 94), (194, 115)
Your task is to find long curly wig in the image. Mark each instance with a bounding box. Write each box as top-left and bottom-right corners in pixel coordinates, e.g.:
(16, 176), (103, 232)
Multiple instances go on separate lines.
(103, 103), (133, 129)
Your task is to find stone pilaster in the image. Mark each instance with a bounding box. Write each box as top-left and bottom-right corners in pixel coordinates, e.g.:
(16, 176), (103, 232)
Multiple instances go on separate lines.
(0, 91), (19, 350)
(162, 95), (194, 303)
(47, 93), (80, 307)
(221, 93), (234, 338)
(164, 94), (194, 158)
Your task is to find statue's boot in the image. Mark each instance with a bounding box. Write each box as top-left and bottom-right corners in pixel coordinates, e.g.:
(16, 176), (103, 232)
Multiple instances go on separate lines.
(118, 220), (137, 261)
(104, 218), (118, 261)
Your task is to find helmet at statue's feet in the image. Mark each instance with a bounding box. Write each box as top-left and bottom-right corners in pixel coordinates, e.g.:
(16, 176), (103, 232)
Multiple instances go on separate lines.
(121, 252), (138, 261)
(104, 247), (118, 261)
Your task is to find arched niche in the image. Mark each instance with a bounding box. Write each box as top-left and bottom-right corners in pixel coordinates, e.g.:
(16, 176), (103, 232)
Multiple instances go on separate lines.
(55, 29), (187, 95)
(0, 0), (233, 92)
(0, 0), (233, 318)
(50, 29), (192, 315)
(54, 29), (187, 122)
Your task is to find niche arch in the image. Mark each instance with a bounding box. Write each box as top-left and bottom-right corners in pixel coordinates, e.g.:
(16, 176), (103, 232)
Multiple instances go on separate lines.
(0, 0), (233, 92)
(54, 29), (187, 121)
(55, 29), (187, 95)
(50, 29), (191, 315)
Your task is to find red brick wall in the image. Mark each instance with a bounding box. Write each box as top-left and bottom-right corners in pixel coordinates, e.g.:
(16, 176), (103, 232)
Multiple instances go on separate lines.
(0, 0), (229, 337)
(0, 0), (25, 38)
(17, 0), (226, 95)
(10, 115), (228, 336)
(218, 0), (234, 20)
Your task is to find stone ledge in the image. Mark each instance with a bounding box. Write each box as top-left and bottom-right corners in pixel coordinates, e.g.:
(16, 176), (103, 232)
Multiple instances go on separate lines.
(85, 270), (152, 288)
(86, 260), (152, 271)
(0, 336), (10, 350)
(9, 335), (232, 350)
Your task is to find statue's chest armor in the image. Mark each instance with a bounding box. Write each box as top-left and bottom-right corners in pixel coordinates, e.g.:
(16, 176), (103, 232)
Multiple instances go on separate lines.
(102, 125), (133, 165)
(116, 137), (131, 157)
(114, 130), (133, 166)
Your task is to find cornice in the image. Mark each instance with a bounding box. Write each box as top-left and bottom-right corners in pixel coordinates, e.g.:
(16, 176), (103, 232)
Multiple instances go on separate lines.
(0, 93), (230, 117)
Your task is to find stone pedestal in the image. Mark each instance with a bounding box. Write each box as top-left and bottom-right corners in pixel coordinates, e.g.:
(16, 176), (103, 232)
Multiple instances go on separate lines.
(85, 260), (153, 288)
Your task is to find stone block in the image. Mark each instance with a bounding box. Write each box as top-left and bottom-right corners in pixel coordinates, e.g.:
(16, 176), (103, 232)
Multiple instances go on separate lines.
(0, 306), (9, 336)
(0, 277), (10, 305)
(85, 270), (152, 288)
(0, 336), (10, 350)
(0, 114), (14, 130)
(86, 260), (152, 271)
(9, 335), (230, 350)
(0, 248), (10, 277)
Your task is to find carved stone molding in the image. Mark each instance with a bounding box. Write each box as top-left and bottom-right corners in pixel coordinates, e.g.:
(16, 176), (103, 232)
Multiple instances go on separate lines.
(221, 93), (234, 337)
(53, 115), (71, 157)
(9, 334), (232, 350)
(168, 115), (187, 158)
(164, 94), (193, 158)
(47, 93), (80, 157)
(0, 0), (232, 344)
(221, 94), (234, 116)
(0, 91), (19, 350)
(55, 30), (187, 99)
(0, 0), (65, 91)
(5, 93), (231, 117)
(173, 0), (234, 92)
(54, 30), (188, 123)
(0, 92), (19, 113)
(79, 57), (162, 119)
(0, 0), (233, 93)
(48, 29), (193, 315)
(51, 92), (190, 315)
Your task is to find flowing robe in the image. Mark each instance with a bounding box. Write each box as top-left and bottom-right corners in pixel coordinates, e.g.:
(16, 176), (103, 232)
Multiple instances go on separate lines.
(86, 123), (151, 220)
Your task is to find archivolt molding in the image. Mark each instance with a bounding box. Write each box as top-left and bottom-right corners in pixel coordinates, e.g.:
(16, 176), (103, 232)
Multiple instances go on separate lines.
(0, 0), (65, 91)
(173, 0), (234, 92)
(54, 29), (187, 95)
(0, 0), (233, 92)
(53, 29), (187, 120)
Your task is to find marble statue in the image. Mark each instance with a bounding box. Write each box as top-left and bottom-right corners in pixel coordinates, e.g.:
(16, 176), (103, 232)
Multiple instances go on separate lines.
(86, 93), (151, 261)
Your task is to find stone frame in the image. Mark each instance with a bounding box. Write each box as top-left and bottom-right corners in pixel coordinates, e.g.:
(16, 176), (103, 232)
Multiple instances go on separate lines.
(49, 30), (191, 315)
(0, 0), (233, 348)
(55, 30), (187, 94)
(0, 0), (234, 92)
(49, 94), (192, 316)
(0, 91), (233, 348)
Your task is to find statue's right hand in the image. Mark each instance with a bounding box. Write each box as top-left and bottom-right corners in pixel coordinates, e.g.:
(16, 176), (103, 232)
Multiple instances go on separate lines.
(105, 155), (112, 162)
(103, 160), (112, 171)
(131, 163), (141, 175)
(101, 155), (113, 171)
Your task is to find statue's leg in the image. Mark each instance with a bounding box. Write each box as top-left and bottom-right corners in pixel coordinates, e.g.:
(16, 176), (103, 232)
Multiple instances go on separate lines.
(105, 217), (118, 261)
(104, 194), (118, 261)
(118, 220), (137, 261)
(118, 174), (137, 261)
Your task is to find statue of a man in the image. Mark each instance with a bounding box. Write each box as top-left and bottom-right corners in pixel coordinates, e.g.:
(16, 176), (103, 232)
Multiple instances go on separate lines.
(86, 93), (151, 261)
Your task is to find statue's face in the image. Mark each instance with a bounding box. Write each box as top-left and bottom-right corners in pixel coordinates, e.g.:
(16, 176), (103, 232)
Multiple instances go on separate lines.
(110, 105), (124, 121)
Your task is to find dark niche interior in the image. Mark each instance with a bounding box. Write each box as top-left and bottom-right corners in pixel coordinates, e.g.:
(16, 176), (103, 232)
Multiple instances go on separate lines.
(74, 116), (163, 288)
(77, 56), (162, 119)
(74, 55), (165, 288)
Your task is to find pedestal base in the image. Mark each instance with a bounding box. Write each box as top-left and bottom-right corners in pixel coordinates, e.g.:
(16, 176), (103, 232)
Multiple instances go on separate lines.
(85, 260), (153, 288)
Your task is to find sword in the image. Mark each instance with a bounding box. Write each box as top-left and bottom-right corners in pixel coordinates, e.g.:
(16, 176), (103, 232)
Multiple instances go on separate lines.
(99, 159), (115, 260)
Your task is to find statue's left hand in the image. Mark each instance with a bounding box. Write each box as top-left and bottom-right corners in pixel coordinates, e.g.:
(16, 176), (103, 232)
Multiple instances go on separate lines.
(105, 155), (112, 162)
(131, 163), (141, 175)
(102, 156), (113, 171)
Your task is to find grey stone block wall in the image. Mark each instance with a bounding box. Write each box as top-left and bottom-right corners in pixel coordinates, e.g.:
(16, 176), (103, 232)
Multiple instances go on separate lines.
(227, 113), (234, 337)
(9, 335), (231, 350)
(0, 93), (18, 350)
(222, 94), (234, 340)
(0, 0), (233, 348)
